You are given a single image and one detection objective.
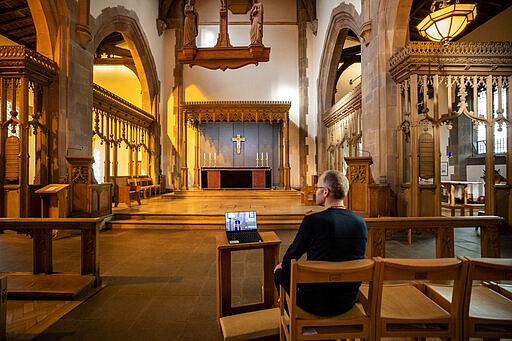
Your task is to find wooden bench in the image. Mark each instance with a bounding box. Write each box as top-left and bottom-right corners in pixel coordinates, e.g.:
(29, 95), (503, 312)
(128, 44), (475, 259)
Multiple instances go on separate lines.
(113, 176), (141, 207)
(442, 203), (466, 216)
(464, 203), (485, 216)
(219, 307), (280, 341)
(365, 216), (503, 258)
(132, 177), (160, 198)
(0, 217), (104, 285)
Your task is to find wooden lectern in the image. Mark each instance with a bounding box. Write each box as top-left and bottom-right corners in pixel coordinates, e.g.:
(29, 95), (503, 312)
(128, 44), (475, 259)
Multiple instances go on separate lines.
(345, 157), (391, 217)
(35, 184), (70, 218)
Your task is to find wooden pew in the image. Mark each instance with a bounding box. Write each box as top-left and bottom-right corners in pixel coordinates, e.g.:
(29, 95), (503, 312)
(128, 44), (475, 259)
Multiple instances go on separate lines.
(365, 216), (503, 258)
(131, 176), (160, 198)
(112, 176), (141, 207)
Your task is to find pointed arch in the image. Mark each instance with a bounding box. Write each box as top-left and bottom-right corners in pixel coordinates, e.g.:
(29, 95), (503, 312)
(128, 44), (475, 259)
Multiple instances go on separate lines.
(92, 7), (159, 114)
(317, 3), (362, 116)
(317, 3), (362, 171)
(387, 0), (413, 50)
(27, 0), (68, 60)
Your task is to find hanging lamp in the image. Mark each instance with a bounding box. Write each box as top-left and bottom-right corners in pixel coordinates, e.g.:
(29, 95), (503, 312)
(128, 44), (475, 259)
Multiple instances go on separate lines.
(417, 0), (477, 43)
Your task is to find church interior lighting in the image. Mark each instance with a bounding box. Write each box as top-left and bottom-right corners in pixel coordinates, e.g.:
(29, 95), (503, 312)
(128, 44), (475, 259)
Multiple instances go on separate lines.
(417, 0), (477, 43)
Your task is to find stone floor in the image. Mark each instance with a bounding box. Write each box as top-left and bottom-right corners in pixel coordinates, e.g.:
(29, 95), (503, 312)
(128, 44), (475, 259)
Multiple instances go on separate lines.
(0, 193), (511, 340)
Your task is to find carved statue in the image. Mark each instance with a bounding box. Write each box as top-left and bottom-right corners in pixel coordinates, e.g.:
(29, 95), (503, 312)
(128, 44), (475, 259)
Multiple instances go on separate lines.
(249, 0), (263, 45)
(183, 0), (198, 47)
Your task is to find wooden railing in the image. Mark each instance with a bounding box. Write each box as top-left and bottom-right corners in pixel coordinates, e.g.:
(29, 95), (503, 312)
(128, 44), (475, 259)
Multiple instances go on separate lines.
(365, 216), (503, 258)
(0, 217), (106, 285)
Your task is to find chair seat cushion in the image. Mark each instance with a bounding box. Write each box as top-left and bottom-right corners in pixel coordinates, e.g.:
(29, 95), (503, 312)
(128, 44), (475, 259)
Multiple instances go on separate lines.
(220, 308), (280, 341)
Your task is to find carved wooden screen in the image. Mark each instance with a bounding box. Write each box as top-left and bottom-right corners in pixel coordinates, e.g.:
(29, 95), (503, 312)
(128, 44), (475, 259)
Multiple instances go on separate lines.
(4, 136), (19, 182)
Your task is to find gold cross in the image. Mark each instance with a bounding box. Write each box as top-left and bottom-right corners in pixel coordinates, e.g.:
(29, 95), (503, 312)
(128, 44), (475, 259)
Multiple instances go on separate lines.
(231, 134), (246, 154)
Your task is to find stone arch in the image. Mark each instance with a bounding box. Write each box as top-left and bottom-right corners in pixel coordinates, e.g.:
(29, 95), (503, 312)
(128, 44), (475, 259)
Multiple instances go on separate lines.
(385, 0), (413, 50)
(92, 7), (159, 114)
(317, 3), (362, 116)
(27, 0), (68, 60)
(317, 3), (362, 172)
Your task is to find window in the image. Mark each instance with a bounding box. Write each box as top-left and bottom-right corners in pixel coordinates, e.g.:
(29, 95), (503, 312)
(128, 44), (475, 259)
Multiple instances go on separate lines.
(475, 86), (508, 154)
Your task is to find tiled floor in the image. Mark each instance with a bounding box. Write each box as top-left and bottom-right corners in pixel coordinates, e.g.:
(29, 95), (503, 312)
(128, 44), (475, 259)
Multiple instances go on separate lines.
(1, 193), (511, 340)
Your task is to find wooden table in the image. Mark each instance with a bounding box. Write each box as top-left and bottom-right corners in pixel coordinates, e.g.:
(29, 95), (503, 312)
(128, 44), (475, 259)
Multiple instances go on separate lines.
(216, 231), (281, 319)
(442, 181), (483, 205)
(202, 167), (272, 189)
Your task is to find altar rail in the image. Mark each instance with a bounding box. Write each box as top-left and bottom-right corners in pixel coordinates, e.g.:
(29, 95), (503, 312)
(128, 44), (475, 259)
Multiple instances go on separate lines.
(0, 217), (107, 285)
(365, 216), (503, 259)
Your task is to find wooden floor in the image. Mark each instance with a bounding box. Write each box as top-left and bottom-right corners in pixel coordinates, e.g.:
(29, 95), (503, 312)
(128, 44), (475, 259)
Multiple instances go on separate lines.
(1, 190), (511, 340)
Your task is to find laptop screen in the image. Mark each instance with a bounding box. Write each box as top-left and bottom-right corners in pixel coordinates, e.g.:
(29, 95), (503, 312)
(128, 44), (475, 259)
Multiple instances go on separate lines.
(225, 211), (257, 232)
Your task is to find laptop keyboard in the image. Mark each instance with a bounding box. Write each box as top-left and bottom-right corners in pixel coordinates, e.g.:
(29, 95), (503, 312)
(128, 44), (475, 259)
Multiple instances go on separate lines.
(236, 231), (262, 243)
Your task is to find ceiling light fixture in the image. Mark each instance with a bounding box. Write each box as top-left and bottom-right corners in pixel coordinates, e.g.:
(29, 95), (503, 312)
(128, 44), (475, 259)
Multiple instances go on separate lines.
(417, 0), (477, 43)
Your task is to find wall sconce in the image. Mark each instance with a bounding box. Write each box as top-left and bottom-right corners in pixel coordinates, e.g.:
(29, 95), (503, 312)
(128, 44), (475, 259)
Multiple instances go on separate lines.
(417, 0), (477, 43)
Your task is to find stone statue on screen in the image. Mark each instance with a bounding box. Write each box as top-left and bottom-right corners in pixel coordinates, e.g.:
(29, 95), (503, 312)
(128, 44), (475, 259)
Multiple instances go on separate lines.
(249, 0), (263, 45)
(183, 0), (198, 47)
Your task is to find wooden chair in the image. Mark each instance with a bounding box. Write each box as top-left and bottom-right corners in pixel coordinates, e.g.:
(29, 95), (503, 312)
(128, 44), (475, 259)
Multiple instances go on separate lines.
(113, 177), (141, 207)
(279, 258), (377, 341)
(375, 257), (467, 340)
(462, 257), (512, 341)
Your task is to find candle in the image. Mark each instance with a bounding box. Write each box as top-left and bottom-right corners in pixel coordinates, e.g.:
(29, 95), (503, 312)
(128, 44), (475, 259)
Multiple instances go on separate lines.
(265, 152), (268, 160)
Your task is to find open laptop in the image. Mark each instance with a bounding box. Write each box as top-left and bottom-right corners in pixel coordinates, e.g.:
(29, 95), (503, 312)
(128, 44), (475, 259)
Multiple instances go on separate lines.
(225, 211), (263, 244)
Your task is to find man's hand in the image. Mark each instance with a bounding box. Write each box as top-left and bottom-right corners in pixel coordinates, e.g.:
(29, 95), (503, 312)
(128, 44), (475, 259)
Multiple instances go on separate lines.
(274, 262), (282, 273)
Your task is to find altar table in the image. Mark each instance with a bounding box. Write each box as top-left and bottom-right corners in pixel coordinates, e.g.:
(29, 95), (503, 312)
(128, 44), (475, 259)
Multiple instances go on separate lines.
(201, 167), (271, 189)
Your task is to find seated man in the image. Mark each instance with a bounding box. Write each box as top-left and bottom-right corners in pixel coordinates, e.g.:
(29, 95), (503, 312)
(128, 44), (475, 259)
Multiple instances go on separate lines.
(274, 170), (367, 316)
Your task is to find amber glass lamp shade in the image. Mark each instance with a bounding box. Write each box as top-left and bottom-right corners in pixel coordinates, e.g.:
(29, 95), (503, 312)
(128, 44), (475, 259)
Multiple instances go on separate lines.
(417, 2), (477, 43)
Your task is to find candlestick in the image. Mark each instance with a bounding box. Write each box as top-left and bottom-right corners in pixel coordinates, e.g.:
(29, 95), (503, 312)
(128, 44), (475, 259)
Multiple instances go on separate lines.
(256, 152), (259, 167)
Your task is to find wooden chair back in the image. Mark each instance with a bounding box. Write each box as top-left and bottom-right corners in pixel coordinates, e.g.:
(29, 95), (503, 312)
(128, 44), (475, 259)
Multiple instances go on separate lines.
(375, 257), (467, 340)
(280, 258), (377, 341)
(463, 257), (512, 340)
